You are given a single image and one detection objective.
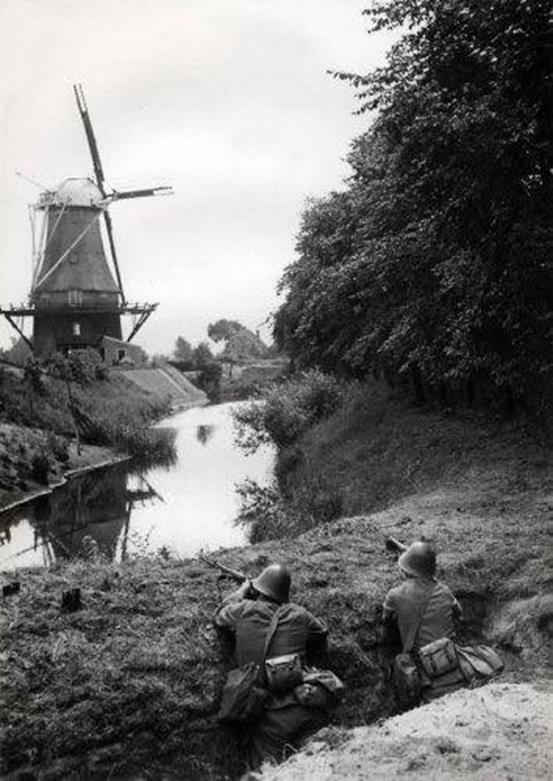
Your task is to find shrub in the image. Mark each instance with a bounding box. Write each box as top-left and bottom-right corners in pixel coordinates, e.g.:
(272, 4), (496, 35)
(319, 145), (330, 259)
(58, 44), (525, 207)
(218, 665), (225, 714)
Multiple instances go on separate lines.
(31, 450), (51, 485)
(46, 432), (70, 464)
(235, 469), (344, 543)
(46, 349), (105, 386)
(233, 369), (344, 452)
(197, 361), (223, 402)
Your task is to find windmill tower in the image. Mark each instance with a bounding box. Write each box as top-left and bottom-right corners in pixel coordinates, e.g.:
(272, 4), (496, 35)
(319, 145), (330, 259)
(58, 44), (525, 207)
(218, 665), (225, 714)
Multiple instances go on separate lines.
(1, 85), (172, 359)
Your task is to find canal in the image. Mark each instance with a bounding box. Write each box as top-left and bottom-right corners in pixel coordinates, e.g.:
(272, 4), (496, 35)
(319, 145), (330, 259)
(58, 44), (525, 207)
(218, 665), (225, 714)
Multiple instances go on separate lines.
(0, 402), (274, 571)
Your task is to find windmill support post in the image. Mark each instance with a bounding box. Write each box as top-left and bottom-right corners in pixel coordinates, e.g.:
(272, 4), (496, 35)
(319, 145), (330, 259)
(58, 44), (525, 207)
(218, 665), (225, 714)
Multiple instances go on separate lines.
(126, 303), (158, 342)
(1, 310), (33, 350)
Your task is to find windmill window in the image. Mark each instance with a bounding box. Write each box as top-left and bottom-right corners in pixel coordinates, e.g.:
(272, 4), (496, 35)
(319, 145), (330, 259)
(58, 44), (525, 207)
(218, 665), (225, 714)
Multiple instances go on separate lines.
(118, 349), (126, 361)
(72, 322), (81, 336)
(68, 289), (83, 305)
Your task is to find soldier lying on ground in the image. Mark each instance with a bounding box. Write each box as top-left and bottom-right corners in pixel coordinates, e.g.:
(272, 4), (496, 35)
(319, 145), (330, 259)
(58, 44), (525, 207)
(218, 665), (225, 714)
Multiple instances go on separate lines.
(215, 563), (332, 771)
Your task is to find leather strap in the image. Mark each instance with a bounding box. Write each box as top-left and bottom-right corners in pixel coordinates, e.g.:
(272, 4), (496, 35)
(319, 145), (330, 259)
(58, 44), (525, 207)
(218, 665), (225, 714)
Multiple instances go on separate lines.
(403, 584), (435, 653)
(262, 605), (284, 662)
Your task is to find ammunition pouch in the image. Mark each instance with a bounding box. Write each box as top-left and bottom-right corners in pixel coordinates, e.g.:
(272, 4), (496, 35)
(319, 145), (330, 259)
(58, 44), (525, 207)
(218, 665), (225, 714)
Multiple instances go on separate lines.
(294, 667), (345, 710)
(418, 637), (459, 679)
(265, 653), (303, 693)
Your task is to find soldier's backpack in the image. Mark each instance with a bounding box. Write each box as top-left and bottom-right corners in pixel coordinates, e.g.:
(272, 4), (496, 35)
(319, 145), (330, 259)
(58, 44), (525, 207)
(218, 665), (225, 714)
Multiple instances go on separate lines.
(456, 644), (504, 682)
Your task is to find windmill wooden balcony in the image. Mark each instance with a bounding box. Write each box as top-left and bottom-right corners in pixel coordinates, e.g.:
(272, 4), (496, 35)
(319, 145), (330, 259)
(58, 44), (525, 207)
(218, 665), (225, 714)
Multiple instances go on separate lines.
(0, 301), (158, 351)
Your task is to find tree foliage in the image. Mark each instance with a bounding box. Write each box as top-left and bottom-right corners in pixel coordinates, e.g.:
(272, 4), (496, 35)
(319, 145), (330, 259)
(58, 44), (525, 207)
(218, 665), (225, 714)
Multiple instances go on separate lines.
(222, 329), (269, 362)
(193, 341), (214, 369)
(173, 336), (194, 364)
(207, 319), (244, 343)
(208, 319), (269, 362)
(275, 0), (553, 407)
(233, 369), (344, 452)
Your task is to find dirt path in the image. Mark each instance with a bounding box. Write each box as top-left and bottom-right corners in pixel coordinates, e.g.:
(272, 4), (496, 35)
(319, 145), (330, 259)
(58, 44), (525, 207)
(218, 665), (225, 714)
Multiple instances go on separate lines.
(261, 681), (553, 780)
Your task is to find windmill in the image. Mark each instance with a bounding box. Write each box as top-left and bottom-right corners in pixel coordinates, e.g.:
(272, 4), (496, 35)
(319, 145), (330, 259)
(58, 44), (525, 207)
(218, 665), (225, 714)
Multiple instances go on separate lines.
(1, 84), (172, 359)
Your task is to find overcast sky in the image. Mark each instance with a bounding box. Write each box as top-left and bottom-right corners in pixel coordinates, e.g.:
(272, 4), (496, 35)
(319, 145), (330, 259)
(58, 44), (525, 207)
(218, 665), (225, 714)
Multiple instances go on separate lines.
(0, 0), (393, 355)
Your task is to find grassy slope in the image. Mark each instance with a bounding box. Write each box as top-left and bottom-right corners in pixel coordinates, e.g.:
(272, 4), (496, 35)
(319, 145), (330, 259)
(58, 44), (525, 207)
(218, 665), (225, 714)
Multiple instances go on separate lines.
(1, 386), (552, 778)
(289, 382), (553, 519)
(0, 370), (172, 508)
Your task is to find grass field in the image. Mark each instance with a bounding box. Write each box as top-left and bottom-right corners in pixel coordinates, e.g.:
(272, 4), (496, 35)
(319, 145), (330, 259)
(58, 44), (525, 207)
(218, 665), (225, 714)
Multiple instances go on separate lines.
(1, 385), (551, 778)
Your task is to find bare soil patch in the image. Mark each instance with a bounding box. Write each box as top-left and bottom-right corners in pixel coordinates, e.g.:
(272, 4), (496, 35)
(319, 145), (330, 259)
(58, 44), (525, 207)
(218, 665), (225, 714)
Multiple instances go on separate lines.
(260, 681), (553, 780)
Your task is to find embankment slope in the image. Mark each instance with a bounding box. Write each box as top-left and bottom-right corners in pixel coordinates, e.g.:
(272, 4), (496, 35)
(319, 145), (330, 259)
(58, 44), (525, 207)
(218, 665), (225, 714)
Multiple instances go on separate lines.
(1, 481), (551, 778)
(115, 366), (207, 409)
(1, 392), (552, 778)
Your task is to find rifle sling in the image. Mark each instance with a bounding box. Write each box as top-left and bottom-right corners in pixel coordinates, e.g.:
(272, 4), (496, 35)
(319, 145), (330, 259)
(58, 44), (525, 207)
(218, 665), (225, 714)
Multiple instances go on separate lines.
(403, 584), (435, 653)
(262, 605), (285, 664)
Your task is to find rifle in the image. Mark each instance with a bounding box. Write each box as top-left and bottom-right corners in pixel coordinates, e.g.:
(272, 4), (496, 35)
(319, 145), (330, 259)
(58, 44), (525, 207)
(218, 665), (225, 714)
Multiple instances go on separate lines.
(200, 539), (406, 583)
(199, 555), (248, 583)
(385, 535), (407, 554)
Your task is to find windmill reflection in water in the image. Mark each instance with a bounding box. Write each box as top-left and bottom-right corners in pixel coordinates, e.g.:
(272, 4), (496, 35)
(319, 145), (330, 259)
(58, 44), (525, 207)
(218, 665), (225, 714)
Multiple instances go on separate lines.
(0, 465), (164, 567)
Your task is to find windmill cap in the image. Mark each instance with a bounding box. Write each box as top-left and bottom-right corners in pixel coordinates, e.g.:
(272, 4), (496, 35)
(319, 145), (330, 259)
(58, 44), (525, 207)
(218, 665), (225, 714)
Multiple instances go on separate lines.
(398, 541), (437, 579)
(49, 177), (103, 207)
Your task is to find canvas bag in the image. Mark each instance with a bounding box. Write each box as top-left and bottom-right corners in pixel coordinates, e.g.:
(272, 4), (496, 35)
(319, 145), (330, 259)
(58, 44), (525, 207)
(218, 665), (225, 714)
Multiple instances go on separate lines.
(265, 653), (303, 693)
(218, 605), (284, 725)
(456, 644), (504, 682)
(217, 662), (269, 725)
(294, 667), (345, 710)
(418, 636), (459, 679)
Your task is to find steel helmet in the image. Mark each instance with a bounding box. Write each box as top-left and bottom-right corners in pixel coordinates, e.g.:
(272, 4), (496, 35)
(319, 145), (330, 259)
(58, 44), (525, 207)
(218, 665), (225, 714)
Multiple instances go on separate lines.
(398, 541), (436, 579)
(252, 564), (291, 603)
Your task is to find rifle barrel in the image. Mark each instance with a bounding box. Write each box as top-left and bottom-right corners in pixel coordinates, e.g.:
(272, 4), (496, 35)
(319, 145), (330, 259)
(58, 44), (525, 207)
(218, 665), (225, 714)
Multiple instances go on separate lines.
(199, 555), (247, 582)
(385, 535), (408, 553)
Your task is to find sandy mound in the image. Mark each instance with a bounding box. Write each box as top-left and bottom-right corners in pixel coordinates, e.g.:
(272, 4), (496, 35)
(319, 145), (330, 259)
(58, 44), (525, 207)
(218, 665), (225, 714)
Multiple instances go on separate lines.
(261, 681), (553, 780)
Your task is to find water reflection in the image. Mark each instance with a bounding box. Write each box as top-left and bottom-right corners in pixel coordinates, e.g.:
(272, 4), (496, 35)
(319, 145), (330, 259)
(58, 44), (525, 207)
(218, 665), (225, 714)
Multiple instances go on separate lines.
(0, 465), (162, 568)
(0, 402), (274, 570)
(196, 424), (214, 446)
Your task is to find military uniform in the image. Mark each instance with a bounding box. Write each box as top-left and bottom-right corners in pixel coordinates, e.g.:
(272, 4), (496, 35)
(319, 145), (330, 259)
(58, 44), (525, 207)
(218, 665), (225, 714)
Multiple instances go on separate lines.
(383, 542), (466, 703)
(216, 590), (328, 769)
(383, 578), (461, 648)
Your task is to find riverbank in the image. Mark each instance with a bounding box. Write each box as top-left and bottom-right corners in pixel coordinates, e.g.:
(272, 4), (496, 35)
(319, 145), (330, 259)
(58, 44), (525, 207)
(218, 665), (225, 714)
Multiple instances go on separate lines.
(0, 422), (129, 512)
(1, 389), (551, 779)
(0, 363), (182, 511)
(0, 401), (272, 569)
(1, 471), (551, 778)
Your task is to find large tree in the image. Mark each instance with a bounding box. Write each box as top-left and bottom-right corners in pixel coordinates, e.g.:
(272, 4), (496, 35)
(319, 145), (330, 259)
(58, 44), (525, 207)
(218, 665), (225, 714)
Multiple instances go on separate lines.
(208, 318), (268, 362)
(173, 336), (194, 364)
(276, 0), (553, 406)
(207, 319), (244, 344)
(193, 341), (214, 369)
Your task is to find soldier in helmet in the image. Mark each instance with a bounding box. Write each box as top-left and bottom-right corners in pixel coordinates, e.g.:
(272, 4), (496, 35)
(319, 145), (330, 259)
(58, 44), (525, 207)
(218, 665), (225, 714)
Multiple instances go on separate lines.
(383, 541), (465, 703)
(215, 563), (329, 770)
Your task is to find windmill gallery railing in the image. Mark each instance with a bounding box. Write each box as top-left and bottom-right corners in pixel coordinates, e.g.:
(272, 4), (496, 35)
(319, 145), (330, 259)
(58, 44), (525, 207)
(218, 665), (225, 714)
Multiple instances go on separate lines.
(0, 302), (158, 351)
